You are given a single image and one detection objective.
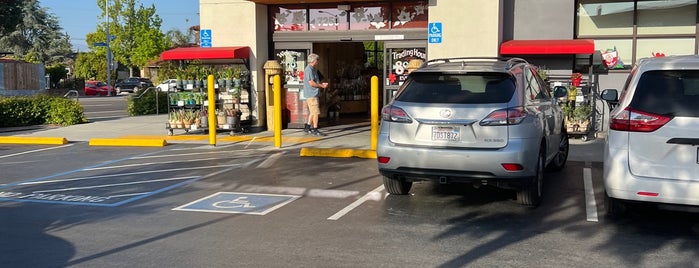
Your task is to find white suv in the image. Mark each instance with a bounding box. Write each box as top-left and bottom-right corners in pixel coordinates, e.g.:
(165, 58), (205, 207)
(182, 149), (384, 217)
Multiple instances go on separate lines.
(601, 55), (699, 215)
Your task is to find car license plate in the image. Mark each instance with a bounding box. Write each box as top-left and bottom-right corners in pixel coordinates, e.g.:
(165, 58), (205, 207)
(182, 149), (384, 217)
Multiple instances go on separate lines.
(432, 126), (460, 141)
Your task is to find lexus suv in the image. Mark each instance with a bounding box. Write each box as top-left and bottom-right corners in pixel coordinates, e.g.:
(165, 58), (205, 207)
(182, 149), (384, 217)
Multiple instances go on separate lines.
(601, 55), (699, 215)
(377, 57), (569, 206)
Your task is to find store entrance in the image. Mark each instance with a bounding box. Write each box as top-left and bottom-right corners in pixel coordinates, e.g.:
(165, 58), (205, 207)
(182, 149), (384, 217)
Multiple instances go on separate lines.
(313, 42), (382, 124)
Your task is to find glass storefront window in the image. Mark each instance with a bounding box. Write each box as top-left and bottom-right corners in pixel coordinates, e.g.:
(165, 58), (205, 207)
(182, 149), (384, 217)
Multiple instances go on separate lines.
(637, 0), (696, 35)
(350, 3), (390, 30)
(391, 1), (428, 29)
(309, 7), (348, 31)
(595, 39), (633, 69)
(577, 1), (634, 36)
(385, 47), (427, 86)
(273, 6), (307, 32)
(275, 49), (307, 85)
(636, 38), (696, 59)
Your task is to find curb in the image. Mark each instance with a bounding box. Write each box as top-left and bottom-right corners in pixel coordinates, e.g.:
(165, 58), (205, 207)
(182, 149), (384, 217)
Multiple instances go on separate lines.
(300, 148), (376, 159)
(89, 138), (167, 147)
(0, 136), (68, 145)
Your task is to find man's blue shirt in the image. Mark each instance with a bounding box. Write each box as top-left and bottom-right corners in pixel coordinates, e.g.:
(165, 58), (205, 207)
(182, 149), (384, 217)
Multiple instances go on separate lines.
(303, 64), (319, 98)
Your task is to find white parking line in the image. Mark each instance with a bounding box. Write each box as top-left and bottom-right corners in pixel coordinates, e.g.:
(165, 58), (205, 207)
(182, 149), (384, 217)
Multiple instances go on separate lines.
(0, 144), (74, 159)
(256, 152), (284, 168)
(18, 165), (234, 185)
(327, 185), (384, 221)
(583, 167), (598, 222)
(33, 176), (198, 193)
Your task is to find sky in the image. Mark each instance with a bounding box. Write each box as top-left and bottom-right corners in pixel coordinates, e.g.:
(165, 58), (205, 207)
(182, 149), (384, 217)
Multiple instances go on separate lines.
(41, 0), (200, 52)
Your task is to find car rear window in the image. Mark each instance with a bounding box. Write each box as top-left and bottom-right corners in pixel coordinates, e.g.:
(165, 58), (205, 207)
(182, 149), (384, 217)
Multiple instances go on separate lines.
(394, 73), (515, 104)
(631, 70), (699, 117)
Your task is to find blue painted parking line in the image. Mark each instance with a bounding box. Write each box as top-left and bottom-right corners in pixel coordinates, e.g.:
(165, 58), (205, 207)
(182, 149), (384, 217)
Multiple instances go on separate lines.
(173, 192), (300, 215)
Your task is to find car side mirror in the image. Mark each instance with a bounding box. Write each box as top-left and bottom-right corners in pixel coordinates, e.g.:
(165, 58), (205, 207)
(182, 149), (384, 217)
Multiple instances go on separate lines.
(552, 86), (567, 98)
(600, 89), (618, 102)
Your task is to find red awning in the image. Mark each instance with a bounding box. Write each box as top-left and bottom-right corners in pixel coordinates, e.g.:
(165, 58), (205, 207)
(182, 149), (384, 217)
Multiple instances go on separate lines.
(500, 39), (595, 55)
(160, 46), (250, 60)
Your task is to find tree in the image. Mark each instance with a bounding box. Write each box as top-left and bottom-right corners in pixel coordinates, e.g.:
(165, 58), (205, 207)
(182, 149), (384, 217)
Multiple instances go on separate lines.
(74, 52), (107, 81)
(88, 0), (169, 77)
(166, 28), (194, 48)
(0, 0), (72, 64)
(0, 0), (22, 36)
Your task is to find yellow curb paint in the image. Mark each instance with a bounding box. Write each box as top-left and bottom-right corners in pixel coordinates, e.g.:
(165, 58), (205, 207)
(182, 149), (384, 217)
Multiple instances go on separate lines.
(89, 138), (167, 147)
(299, 148), (377, 159)
(0, 136), (68, 145)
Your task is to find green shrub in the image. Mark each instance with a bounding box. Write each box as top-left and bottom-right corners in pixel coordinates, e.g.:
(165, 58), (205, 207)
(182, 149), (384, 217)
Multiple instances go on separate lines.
(0, 95), (87, 127)
(127, 90), (168, 116)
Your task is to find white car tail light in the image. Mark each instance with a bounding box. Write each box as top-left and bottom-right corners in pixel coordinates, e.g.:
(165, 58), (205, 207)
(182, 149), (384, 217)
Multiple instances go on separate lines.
(609, 107), (672, 132)
(479, 106), (527, 126)
(381, 105), (412, 123)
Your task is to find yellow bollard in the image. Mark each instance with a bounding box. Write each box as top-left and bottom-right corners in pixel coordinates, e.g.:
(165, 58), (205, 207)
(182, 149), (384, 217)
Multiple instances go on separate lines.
(371, 76), (379, 150)
(274, 74), (282, 148)
(208, 75), (216, 146)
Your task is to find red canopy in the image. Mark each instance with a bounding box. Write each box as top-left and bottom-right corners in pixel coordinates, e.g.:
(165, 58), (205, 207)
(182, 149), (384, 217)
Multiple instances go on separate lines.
(500, 39), (595, 55)
(160, 46), (250, 60)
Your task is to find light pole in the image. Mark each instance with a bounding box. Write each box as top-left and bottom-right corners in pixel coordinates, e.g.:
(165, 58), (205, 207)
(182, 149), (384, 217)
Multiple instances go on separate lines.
(106, 0), (111, 93)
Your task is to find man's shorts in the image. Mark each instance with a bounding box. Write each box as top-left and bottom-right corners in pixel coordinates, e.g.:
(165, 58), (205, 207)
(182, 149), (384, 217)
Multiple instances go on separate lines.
(306, 97), (320, 115)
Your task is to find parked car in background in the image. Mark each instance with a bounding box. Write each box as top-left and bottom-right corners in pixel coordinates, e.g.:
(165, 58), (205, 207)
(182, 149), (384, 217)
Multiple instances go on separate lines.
(601, 55), (699, 215)
(376, 57), (569, 206)
(157, 79), (177, 92)
(115, 77), (154, 94)
(84, 81), (115, 96)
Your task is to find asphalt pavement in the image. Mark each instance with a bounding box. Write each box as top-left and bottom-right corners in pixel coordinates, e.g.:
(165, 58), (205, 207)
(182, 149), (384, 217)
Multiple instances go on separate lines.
(0, 114), (604, 161)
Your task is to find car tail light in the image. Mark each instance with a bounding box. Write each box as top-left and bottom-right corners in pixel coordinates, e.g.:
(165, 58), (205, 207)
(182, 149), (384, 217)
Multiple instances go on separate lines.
(501, 163), (524, 171)
(609, 107), (672, 132)
(381, 105), (412, 123)
(480, 106), (527, 126)
(637, 191), (659, 197)
(377, 156), (390, 164)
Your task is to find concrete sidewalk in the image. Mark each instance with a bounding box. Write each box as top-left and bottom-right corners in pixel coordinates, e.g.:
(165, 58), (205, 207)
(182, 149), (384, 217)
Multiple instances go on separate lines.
(0, 114), (376, 150)
(0, 114), (604, 162)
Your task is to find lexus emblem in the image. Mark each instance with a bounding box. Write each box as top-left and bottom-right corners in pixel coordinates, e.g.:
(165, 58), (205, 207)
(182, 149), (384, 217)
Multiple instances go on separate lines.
(439, 109), (453, 119)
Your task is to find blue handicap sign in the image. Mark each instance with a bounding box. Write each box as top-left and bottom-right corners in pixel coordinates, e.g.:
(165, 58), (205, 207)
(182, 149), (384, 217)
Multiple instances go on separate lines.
(173, 192), (300, 215)
(200, 29), (212, 48)
(428, 22), (442, 44)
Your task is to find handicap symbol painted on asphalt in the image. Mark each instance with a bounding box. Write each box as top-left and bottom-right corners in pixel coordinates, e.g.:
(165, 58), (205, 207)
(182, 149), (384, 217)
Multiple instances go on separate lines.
(173, 192), (300, 215)
(213, 197), (256, 209)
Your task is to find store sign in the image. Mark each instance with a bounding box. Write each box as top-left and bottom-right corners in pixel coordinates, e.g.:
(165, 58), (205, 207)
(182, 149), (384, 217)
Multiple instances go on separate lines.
(387, 48), (427, 86)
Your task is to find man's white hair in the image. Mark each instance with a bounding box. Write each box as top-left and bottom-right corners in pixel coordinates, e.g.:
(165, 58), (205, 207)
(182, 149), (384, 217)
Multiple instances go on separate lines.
(308, 53), (319, 63)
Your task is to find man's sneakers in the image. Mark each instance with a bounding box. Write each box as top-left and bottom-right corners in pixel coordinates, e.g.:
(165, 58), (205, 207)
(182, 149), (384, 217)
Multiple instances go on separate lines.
(310, 128), (327, 136)
(303, 124), (311, 134)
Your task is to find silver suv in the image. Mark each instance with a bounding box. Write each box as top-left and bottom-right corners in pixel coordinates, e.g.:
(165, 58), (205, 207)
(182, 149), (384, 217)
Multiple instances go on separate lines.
(377, 57), (569, 206)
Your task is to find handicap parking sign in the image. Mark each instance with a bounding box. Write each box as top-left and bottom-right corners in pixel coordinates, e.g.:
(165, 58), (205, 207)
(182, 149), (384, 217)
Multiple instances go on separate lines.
(200, 29), (212, 48)
(428, 22), (442, 44)
(173, 192), (300, 215)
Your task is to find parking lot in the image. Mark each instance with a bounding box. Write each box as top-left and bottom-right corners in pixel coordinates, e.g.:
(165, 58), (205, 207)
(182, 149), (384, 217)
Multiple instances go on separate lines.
(1, 136), (699, 267)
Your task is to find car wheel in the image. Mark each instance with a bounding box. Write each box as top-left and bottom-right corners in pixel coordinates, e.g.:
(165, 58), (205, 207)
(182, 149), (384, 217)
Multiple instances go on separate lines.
(517, 149), (544, 206)
(605, 191), (626, 218)
(382, 176), (412, 195)
(133, 86), (140, 92)
(546, 130), (569, 171)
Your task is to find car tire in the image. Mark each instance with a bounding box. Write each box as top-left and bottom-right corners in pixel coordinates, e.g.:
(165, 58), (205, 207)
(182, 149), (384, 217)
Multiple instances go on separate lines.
(383, 176), (412, 195)
(517, 149), (544, 206)
(133, 86), (140, 92)
(546, 130), (569, 171)
(605, 191), (626, 218)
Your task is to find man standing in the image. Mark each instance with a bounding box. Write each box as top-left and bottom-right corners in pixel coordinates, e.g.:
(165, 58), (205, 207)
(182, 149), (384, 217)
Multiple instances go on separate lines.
(303, 53), (329, 136)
